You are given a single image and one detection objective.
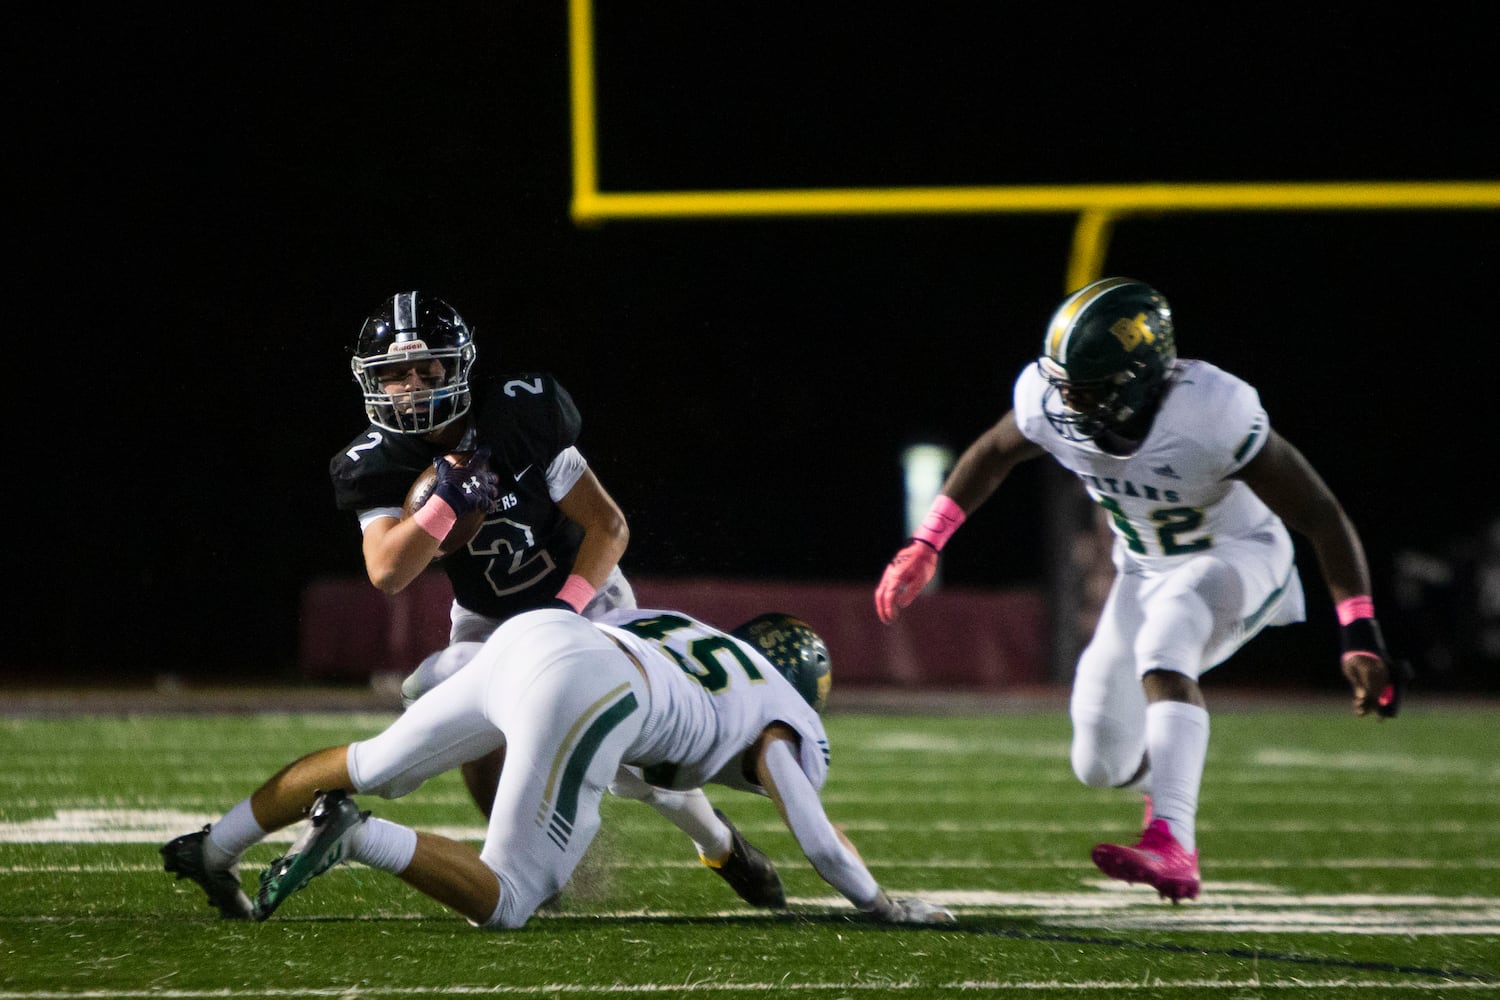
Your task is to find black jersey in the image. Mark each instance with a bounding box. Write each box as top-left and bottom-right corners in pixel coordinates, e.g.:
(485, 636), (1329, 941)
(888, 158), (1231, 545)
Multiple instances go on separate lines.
(329, 371), (586, 620)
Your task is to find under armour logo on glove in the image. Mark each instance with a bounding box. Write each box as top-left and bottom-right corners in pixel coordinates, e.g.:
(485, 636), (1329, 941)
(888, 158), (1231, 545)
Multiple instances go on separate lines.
(433, 446), (500, 517)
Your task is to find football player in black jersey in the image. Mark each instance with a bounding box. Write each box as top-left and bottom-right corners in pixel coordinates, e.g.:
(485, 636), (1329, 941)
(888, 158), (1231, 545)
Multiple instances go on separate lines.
(323, 290), (784, 909)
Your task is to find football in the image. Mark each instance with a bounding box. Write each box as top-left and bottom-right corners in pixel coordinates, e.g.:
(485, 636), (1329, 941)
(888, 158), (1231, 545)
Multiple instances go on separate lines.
(402, 451), (487, 558)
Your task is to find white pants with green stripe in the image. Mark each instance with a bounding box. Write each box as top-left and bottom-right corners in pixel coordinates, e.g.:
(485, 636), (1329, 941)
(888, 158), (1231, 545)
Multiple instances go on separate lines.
(347, 608), (649, 928)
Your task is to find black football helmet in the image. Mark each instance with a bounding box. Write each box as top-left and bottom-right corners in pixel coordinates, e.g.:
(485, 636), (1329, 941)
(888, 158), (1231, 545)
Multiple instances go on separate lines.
(351, 291), (477, 434)
(731, 613), (832, 712)
(1038, 277), (1177, 442)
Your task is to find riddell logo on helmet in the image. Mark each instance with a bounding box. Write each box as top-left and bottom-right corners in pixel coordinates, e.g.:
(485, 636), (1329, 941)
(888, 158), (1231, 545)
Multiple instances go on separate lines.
(1109, 314), (1155, 351)
(387, 340), (430, 355)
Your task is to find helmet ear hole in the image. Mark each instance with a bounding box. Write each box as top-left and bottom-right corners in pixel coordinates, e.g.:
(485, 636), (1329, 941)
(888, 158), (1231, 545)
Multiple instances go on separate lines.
(730, 613), (831, 712)
(352, 291), (477, 434)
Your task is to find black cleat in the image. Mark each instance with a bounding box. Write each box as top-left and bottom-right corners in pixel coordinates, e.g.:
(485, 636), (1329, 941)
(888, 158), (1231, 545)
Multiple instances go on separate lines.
(161, 825), (254, 920)
(700, 808), (786, 908)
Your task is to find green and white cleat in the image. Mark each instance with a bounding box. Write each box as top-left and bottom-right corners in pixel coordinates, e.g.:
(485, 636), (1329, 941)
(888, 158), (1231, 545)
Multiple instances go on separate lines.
(254, 790), (368, 920)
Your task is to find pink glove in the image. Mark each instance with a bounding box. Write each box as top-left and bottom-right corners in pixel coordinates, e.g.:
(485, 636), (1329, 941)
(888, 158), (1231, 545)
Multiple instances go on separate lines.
(874, 540), (939, 624)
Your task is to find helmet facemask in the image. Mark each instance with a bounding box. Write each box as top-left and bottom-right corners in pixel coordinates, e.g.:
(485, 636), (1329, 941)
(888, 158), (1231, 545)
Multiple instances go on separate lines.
(1039, 356), (1160, 442)
(1037, 277), (1177, 444)
(352, 291), (477, 435)
(352, 344), (475, 434)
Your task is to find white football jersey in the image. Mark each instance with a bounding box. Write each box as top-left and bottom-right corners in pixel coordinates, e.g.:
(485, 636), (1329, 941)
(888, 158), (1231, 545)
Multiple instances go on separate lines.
(1014, 359), (1284, 571)
(593, 608), (831, 795)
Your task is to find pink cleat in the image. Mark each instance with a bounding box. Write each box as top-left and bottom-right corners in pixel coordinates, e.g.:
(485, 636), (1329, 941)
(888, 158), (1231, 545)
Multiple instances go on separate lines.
(1092, 818), (1200, 903)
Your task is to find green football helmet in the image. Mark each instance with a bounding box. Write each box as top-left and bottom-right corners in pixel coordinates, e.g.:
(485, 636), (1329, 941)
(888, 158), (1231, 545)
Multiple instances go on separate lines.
(731, 613), (831, 713)
(1038, 277), (1177, 441)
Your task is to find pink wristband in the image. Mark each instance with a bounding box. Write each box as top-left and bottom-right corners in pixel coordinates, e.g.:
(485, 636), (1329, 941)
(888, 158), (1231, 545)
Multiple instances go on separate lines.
(1336, 595), (1375, 625)
(912, 495), (966, 551)
(556, 573), (597, 613)
(412, 495), (458, 541)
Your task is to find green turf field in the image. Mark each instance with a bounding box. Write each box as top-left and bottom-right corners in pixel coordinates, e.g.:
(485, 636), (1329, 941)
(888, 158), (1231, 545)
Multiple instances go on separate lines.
(1, 703), (1496, 997)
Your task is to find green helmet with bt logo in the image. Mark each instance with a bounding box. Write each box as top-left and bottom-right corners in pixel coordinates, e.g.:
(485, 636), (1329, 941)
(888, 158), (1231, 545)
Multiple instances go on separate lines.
(1038, 277), (1177, 441)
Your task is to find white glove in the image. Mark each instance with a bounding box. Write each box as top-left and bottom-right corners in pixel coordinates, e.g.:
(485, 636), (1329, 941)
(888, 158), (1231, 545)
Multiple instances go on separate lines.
(887, 896), (956, 924)
(863, 891), (956, 924)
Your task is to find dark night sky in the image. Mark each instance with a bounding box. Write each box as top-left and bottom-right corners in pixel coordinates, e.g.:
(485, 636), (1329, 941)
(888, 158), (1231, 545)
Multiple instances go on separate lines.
(10, 5), (1496, 686)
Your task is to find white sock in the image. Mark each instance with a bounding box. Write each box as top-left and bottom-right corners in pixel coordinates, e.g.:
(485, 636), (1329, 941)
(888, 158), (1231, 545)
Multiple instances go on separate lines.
(1143, 701), (1209, 852)
(610, 768), (730, 859)
(653, 789), (730, 859)
(349, 816), (418, 874)
(204, 798), (266, 868)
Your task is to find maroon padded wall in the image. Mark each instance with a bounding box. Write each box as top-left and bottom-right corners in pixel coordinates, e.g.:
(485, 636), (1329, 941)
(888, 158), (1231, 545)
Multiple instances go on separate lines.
(299, 572), (1048, 691)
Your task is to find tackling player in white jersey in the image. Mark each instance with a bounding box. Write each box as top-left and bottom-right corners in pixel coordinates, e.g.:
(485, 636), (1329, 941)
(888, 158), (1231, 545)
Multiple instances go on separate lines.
(162, 608), (955, 929)
(875, 277), (1406, 903)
